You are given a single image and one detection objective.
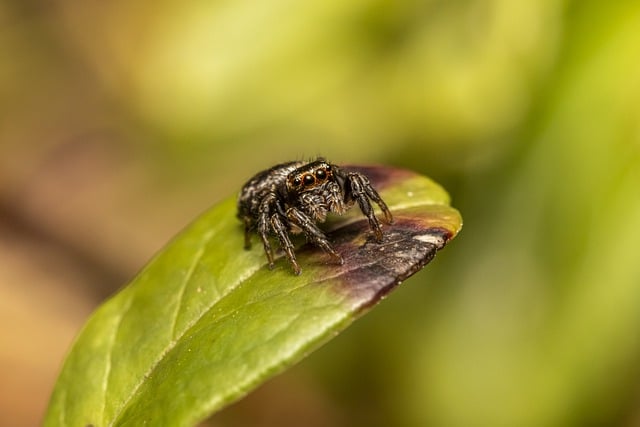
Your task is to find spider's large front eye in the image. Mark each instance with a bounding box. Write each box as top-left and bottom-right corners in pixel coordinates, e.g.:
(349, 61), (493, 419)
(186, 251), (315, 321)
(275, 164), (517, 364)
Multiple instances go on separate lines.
(303, 174), (315, 186)
(315, 169), (326, 180)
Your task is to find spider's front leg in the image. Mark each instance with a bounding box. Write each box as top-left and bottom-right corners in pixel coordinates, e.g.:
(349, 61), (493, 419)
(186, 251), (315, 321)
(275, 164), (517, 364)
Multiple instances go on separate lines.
(286, 207), (344, 266)
(256, 193), (304, 274)
(342, 171), (393, 242)
(257, 195), (302, 274)
(269, 213), (302, 275)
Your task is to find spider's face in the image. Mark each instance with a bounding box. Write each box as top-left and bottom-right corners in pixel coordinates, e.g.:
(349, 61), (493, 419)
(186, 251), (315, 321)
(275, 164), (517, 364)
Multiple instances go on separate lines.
(285, 160), (344, 221)
(285, 160), (336, 197)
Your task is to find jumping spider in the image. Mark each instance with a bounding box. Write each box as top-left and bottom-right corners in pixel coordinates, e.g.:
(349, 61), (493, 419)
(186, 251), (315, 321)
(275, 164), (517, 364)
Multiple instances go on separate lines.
(237, 158), (393, 275)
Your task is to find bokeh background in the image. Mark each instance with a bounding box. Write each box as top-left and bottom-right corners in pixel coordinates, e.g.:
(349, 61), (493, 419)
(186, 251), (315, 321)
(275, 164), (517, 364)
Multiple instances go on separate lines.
(2, 1), (640, 426)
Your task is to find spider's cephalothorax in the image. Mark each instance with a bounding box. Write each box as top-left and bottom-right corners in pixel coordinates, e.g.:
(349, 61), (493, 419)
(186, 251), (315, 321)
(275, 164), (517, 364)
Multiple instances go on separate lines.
(237, 158), (393, 275)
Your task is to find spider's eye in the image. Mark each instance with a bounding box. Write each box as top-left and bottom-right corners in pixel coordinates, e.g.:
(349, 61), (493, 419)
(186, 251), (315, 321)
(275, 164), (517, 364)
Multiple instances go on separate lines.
(292, 177), (302, 187)
(315, 169), (326, 180)
(325, 164), (331, 171)
(303, 174), (315, 186)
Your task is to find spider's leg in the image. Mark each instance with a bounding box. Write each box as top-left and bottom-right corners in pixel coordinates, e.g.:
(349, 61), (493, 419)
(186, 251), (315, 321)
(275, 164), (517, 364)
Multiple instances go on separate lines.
(345, 172), (386, 242)
(257, 196), (277, 269)
(270, 213), (301, 275)
(243, 217), (253, 249)
(362, 179), (393, 224)
(286, 208), (344, 265)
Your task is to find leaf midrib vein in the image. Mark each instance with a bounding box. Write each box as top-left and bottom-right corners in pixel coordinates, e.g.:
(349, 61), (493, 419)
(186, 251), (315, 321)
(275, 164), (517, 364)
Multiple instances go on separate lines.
(101, 295), (134, 426)
(108, 227), (261, 426)
(169, 232), (211, 341)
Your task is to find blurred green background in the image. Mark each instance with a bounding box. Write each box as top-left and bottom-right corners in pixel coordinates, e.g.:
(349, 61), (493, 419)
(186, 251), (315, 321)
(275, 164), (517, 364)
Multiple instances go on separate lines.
(1, 1), (640, 426)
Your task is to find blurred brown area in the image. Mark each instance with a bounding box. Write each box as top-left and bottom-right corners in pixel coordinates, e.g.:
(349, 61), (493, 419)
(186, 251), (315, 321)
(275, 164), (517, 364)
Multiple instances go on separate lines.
(2, 0), (640, 426)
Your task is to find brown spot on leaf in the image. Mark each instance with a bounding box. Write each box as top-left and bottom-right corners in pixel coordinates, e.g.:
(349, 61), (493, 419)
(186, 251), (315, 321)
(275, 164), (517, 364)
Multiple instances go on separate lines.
(298, 216), (454, 312)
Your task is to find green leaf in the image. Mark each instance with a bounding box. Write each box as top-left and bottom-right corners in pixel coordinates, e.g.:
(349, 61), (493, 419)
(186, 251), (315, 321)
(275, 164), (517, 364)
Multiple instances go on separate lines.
(44, 165), (462, 427)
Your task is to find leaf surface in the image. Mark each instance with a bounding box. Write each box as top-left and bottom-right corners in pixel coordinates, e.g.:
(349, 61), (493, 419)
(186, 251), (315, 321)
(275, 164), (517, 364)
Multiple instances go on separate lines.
(45, 165), (462, 427)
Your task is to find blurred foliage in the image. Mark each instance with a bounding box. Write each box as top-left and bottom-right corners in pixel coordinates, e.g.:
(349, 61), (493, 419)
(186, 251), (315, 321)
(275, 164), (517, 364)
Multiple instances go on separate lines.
(1, 0), (640, 426)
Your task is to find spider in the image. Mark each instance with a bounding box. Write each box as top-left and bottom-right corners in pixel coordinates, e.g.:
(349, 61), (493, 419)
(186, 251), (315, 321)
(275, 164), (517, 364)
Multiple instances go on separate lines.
(237, 158), (393, 275)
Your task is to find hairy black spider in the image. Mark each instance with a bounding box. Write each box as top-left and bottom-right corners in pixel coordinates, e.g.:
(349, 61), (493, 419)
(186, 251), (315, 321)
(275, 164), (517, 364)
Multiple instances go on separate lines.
(237, 158), (393, 275)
